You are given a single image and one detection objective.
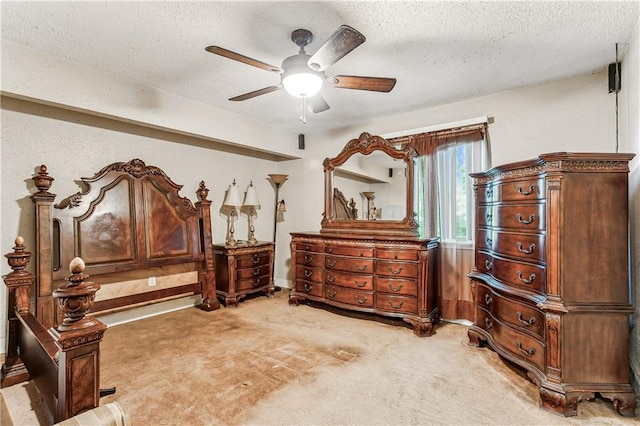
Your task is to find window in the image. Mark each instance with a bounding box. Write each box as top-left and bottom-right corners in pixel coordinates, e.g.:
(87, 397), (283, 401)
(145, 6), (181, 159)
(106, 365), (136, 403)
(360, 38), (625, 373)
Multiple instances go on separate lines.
(435, 139), (488, 242)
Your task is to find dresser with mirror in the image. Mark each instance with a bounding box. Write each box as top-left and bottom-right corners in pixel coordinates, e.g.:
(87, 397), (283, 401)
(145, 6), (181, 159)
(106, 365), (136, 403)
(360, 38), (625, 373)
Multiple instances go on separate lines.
(289, 132), (440, 336)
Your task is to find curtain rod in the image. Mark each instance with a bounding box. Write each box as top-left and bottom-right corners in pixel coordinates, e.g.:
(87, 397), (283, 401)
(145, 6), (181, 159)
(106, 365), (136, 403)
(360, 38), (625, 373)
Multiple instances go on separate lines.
(381, 116), (490, 140)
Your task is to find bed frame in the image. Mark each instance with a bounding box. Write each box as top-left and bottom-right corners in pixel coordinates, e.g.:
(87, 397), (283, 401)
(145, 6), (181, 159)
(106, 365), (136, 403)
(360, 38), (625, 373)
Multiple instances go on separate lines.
(2, 159), (221, 422)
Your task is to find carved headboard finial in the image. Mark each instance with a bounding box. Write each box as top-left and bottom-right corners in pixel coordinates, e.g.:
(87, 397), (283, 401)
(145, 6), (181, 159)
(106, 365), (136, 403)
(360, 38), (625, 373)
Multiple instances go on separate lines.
(197, 181), (210, 202)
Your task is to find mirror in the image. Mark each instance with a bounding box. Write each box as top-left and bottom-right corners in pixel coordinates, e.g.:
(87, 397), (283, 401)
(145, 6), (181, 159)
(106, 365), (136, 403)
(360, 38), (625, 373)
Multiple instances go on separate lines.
(321, 132), (419, 237)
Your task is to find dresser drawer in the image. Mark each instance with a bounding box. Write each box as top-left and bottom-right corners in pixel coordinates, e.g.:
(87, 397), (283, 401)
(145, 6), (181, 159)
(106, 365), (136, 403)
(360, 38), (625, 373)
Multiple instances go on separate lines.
(236, 252), (270, 269)
(236, 275), (271, 291)
(477, 284), (545, 339)
(477, 252), (546, 294)
(375, 248), (419, 261)
(296, 281), (323, 297)
(480, 230), (545, 263)
(324, 284), (374, 308)
(236, 264), (269, 280)
(325, 245), (373, 257)
(375, 260), (417, 279)
(376, 294), (418, 314)
(499, 177), (545, 201)
(479, 204), (545, 231)
(295, 242), (324, 253)
(325, 271), (373, 290)
(375, 277), (418, 296)
(477, 307), (545, 371)
(475, 183), (497, 204)
(325, 256), (373, 273)
(296, 267), (324, 283)
(296, 252), (324, 268)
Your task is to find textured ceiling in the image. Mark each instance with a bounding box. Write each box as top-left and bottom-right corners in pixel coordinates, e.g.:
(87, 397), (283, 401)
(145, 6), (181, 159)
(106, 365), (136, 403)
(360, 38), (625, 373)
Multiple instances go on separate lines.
(2, 1), (639, 134)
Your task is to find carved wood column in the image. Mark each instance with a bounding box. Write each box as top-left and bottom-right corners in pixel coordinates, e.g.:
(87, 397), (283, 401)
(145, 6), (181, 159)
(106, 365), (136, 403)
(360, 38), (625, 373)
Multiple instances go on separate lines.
(1, 236), (33, 387)
(50, 257), (107, 422)
(31, 164), (57, 328)
(195, 181), (220, 311)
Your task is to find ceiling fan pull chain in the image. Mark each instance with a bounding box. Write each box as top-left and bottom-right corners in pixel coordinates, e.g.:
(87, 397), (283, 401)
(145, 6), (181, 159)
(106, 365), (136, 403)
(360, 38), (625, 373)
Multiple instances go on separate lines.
(299, 97), (308, 124)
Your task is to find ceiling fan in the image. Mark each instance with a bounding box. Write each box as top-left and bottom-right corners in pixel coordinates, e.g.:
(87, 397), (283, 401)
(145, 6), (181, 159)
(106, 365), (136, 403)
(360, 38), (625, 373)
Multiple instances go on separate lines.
(205, 25), (397, 122)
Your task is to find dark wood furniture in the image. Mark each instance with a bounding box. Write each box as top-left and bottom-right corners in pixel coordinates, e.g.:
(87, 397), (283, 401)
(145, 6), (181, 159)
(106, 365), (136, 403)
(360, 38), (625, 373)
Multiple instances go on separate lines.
(467, 152), (636, 417)
(2, 159), (221, 422)
(213, 241), (275, 306)
(289, 132), (440, 336)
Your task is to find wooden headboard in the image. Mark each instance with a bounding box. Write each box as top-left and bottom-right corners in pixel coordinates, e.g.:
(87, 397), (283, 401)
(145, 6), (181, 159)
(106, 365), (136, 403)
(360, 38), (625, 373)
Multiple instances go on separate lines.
(31, 159), (220, 328)
(332, 187), (358, 220)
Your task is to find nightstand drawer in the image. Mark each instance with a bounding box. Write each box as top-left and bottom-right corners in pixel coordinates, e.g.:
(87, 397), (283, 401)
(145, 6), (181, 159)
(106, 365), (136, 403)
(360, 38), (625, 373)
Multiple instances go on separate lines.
(236, 264), (270, 280)
(236, 252), (269, 269)
(236, 275), (271, 291)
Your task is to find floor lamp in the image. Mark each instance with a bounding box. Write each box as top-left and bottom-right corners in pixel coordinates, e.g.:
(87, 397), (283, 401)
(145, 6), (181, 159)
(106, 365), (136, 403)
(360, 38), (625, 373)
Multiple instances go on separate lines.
(268, 174), (288, 291)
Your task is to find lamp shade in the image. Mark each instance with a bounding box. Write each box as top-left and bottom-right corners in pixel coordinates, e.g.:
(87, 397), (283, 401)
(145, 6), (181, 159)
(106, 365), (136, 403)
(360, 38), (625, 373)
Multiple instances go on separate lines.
(243, 181), (260, 208)
(281, 54), (323, 98)
(223, 179), (243, 208)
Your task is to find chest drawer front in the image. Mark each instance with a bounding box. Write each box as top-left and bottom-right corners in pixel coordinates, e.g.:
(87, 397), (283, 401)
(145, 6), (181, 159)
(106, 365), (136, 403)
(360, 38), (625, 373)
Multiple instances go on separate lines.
(296, 281), (323, 297)
(375, 277), (418, 296)
(477, 252), (546, 294)
(375, 248), (419, 261)
(324, 284), (374, 308)
(236, 275), (271, 291)
(499, 177), (545, 201)
(236, 264), (269, 280)
(325, 245), (373, 257)
(295, 242), (324, 253)
(296, 252), (324, 267)
(475, 184), (497, 204)
(375, 261), (417, 279)
(477, 307), (545, 371)
(325, 256), (373, 273)
(479, 204), (545, 231)
(477, 284), (545, 339)
(236, 252), (270, 269)
(296, 267), (324, 283)
(480, 230), (545, 263)
(375, 294), (418, 314)
(325, 271), (373, 290)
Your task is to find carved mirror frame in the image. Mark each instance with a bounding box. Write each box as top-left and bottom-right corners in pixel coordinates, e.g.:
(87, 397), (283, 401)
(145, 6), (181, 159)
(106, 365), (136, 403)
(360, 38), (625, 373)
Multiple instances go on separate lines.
(320, 132), (419, 237)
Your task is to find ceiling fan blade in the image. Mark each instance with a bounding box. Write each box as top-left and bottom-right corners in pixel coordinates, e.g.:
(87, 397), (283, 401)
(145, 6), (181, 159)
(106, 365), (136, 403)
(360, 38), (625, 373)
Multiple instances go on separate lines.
(309, 94), (330, 113)
(329, 75), (397, 92)
(307, 25), (366, 71)
(229, 85), (282, 101)
(205, 46), (282, 73)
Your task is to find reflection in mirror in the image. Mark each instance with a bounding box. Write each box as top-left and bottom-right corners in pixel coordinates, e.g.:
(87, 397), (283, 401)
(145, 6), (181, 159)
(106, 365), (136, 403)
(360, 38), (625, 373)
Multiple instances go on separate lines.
(334, 152), (407, 220)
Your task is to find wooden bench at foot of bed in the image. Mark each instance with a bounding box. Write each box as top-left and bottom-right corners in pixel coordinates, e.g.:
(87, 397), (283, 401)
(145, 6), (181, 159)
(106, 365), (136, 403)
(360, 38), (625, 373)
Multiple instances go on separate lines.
(2, 237), (107, 423)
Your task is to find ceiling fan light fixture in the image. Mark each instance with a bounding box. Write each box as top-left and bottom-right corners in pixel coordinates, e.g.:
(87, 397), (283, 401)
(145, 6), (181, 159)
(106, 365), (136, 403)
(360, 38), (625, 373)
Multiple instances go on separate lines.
(281, 54), (323, 98)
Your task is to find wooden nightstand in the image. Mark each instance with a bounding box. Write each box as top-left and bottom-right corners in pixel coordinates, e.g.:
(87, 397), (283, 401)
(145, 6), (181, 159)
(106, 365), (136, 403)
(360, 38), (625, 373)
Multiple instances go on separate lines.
(213, 241), (275, 307)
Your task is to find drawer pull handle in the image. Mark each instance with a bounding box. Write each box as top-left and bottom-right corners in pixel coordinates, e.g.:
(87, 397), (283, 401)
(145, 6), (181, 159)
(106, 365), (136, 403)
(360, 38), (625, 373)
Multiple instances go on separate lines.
(354, 295), (368, 305)
(486, 237), (493, 247)
(486, 187), (493, 198)
(485, 317), (493, 329)
(354, 263), (368, 271)
(486, 213), (493, 224)
(485, 260), (493, 271)
(327, 248), (333, 253)
(252, 279), (261, 287)
(327, 260), (337, 268)
(326, 289), (337, 299)
(516, 242), (536, 254)
(484, 294), (492, 305)
(304, 284), (313, 292)
(517, 312), (536, 327)
(388, 266), (404, 275)
(354, 280), (368, 288)
(253, 269), (261, 276)
(360, 252), (365, 257)
(388, 300), (404, 309)
(388, 283), (404, 292)
(304, 270), (312, 279)
(304, 245), (310, 251)
(516, 213), (536, 225)
(326, 274), (335, 284)
(516, 340), (536, 357)
(304, 255), (312, 264)
(516, 184), (535, 196)
(516, 271), (536, 284)
(253, 255), (261, 264)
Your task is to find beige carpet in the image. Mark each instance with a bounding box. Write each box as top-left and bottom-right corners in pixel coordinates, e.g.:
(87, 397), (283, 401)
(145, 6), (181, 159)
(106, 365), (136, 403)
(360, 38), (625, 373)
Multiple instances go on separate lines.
(2, 289), (639, 425)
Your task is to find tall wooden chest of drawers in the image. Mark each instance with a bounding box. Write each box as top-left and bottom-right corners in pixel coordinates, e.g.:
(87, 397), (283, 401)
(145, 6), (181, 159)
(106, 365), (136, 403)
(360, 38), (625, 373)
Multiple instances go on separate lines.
(289, 232), (440, 336)
(468, 152), (636, 417)
(213, 241), (274, 307)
